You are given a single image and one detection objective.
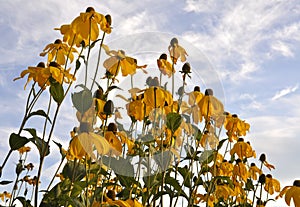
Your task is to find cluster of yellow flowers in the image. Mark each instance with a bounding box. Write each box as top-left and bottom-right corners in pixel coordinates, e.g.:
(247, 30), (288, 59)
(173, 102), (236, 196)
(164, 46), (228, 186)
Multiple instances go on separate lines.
(2, 6), (299, 207)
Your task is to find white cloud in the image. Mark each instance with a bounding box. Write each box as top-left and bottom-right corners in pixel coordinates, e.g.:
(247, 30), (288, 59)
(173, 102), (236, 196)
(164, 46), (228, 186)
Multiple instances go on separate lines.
(271, 84), (298, 100)
(271, 41), (294, 57)
(182, 0), (300, 83)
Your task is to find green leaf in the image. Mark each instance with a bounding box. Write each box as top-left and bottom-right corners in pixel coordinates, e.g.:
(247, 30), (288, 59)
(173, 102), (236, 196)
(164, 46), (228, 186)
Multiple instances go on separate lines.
(217, 138), (228, 150)
(23, 128), (37, 137)
(50, 82), (64, 104)
(71, 88), (93, 114)
(164, 176), (188, 199)
(53, 140), (66, 160)
(75, 59), (81, 70)
(177, 166), (192, 188)
(26, 110), (52, 124)
(153, 150), (172, 171)
(9, 133), (29, 150)
(0, 180), (13, 185)
(30, 137), (50, 157)
(15, 197), (33, 207)
(62, 161), (86, 181)
(102, 157), (134, 177)
(166, 112), (182, 134)
(199, 150), (215, 164)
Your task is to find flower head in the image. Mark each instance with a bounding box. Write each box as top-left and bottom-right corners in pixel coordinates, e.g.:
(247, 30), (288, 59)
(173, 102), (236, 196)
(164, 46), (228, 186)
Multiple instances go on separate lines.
(264, 174), (281, 195)
(198, 89), (224, 124)
(168, 37), (188, 64)
(40, 39), (77, 65)
(277, 180), (300, 207)
(157, 53), (174, 77)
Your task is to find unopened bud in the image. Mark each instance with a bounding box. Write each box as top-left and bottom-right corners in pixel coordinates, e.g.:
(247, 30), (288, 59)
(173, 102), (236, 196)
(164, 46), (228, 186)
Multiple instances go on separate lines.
(86, 7), (95, 13)
(105, 14), (112, 26)
(159, 53), (167, 60)
(170, 37), (178, 47)
(258, 174), (266, 184)
(182, 62), (191, 74)
(259, 153), (266, 162)
(205, 89), (213, 96)
(104, 100), (114, 115)
(107, 123), (118, 134)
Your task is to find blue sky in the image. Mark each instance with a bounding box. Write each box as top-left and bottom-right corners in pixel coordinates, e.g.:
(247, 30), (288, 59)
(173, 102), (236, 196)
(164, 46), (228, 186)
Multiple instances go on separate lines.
(1, 0), (300, 206)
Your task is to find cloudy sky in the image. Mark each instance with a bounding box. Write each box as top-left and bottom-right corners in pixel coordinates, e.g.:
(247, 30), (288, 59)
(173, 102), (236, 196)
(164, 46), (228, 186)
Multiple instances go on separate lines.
(1, 0), (300, 206)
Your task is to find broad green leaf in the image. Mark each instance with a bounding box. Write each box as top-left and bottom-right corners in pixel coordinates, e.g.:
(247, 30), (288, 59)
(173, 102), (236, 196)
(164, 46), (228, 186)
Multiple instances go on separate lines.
(26, 110), (52, 124)
(199, 150), (215, 164)
(62, 161), (86, 181)
(9, 133), (29, 150)
(102, 157), (134, 178)
(50, 82), (64, 104)
(30, 137), (50, 157)
(166, 112), (182, 134)
(71, 88), (93, 114)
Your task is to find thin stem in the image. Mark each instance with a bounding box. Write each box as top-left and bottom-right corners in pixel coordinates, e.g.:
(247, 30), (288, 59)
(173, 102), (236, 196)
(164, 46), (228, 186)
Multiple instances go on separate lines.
(90, 32), (106, 91)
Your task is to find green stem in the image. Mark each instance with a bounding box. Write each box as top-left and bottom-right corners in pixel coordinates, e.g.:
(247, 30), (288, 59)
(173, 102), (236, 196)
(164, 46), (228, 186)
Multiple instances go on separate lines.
(90, 32), (106, 91)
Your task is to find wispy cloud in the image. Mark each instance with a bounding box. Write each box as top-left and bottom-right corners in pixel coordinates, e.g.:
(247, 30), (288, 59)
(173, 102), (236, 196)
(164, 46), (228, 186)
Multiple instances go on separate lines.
(270, 41), (294, 57)
(271, 84), (298, 100)
(182, 0), (300, 83)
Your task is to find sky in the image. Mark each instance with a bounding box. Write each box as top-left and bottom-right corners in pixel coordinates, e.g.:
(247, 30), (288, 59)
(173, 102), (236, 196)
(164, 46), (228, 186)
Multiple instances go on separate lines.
(1, 0), (300, 206)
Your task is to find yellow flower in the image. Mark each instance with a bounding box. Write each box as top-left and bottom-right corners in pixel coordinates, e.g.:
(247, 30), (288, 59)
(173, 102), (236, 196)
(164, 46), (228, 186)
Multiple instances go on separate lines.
(125, 198), (144, 207)
(103, 45), (147, 77)
(157, 53), (174, 77)
(198, 89), (224, 123)
(40, 39), (77, 65)
(104, 131), (122, 156)
(71, 7), (106, 46)
(14, 62), (49, 89)
(230, 138), (255, 159)
(144, 86), (168, 109)
(126, 97), (150, 121)
(18, 146), (31, 154)
(248, 163), (262, 180)
(264, 174), (280, 195)
(56, 8), (111, 47)
(168, 37), (188, 64)
(233, 159), (248, 182)
(68, 130), (115, 160)
(277, 180), (300, 207)
(0, 191), (11, 202)
(199, 130), (219, 149)
(215, 184), (234, 201)
(225, 113), (250, 142)
(218, 160), (234, 177)
(188, 86), (204, 106)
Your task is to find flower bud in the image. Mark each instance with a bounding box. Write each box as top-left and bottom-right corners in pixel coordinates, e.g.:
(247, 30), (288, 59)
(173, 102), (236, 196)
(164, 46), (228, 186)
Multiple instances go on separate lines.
(194, 86), (200, 92)
(159, 53), (167, 60)
(170, 37), (178, 47)
(105, 14), (112, 26)
(205, 89), (213, 96)
(86, 7), (95, 13)
(104, 100), (114, 115)
(258, 174), (266, 184)
(107, 190), (116, 200)
(37, 62), (45, 68)
(259, 153), (266, 162)
(94, 87), (104, 99)
(293, 180), (300, 187)
(177, 86), (184, 96)
(182, 62), (191, 74)
(107, 123), (118, 134)
(54, 39), (62, 44)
